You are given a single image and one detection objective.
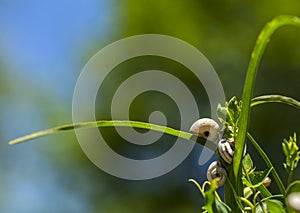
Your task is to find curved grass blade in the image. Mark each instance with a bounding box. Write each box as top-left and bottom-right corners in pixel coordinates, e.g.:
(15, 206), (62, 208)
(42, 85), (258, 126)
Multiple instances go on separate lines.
(8, 120), (213, 149)
(232, 16), (300, 201)
(247, 132), (285, 195)
(251, 95), (300, 109)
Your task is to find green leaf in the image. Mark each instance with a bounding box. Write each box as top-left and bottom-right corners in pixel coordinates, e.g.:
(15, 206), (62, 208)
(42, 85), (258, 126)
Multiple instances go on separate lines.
(251, 94), (300, 110)
(242, 154), (253, 173)
(266, 199), (285, 213)
(257, 184), (272, 198)
(255, 199), (285, 213)
(202, 180), (231, 213)
(247, 168), (273, 189)
(282, 142), (290, 157)
(243, 187), (253, 199)
(217, 96), (241, 143)
(242, 154), (272, 198)
(227, 96), (241, 126)
(249, 169), (271, 187)
(217, 104), (227, 124)
(247, 132), (286, 195)
(8, 120), (214, 148)
(213, 198), (231, 213)
(286, 181), (300, 195)
(255, 202), (267, 213)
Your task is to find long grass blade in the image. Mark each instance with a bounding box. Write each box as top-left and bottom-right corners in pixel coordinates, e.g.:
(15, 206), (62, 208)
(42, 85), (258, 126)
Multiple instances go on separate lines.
(8, 120), (213, 149)
(247, 132), (286, 195)
(251, 95), (300, 109)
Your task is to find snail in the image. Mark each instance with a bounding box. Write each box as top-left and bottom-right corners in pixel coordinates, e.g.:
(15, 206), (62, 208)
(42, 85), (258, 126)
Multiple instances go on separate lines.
(206, 161), (227, 186)
(218, 138), (234, 164)
(189, 118), (220, 142)
(263, 177), (271, 187)
(217, 138), (247, 164)
(189, 118), (247, 165)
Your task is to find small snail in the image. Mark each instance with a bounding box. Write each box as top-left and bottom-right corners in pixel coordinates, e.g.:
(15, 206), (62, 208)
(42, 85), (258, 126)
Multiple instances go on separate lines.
(190, 118), (247, 167)
(217, 138), (247, 164)
(263, 177), (271, 187)
(206, 161), (227, 186)
(189, 118), (220, 142)
(218, 138), (234, 164)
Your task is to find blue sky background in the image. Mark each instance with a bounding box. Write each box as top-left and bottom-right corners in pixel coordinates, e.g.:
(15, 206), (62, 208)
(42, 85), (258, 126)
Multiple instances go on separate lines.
(0, 0), (113, 212)
(0, 0), (112, 101)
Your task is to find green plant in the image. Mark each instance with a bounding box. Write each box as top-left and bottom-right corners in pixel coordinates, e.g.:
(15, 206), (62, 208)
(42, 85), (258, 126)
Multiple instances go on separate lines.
(282, 133), (300, 186)
(9, 15), (300, 212)
(189, 96), (300, 212)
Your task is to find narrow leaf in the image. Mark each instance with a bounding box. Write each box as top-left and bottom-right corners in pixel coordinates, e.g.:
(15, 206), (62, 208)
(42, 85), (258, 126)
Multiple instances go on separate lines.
(242, 154), (253, 173)
(247, 132), (286, 195)
(248, 168), (273, 188)
(256, 200), (285, 213)
(251, 95), (300, 110)
(286, 180), (300, 195)
(8, 120), (214, 149)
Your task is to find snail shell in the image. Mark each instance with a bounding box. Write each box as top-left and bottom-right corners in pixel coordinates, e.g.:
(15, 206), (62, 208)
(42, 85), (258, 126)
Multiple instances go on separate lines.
(263, 177), (271, 187)
(218, 138), (234, 164)
(217, 138), (247, 164)
(206, 161), (227, 186)
(189, 118), (220, 142)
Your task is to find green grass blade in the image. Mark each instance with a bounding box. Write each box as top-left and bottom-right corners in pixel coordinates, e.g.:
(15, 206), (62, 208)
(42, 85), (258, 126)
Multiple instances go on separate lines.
(232, 16), (300, 201)
(247, 132), (286, 195)
(251, 95), (300, 109)
(9, 120), (213, 149)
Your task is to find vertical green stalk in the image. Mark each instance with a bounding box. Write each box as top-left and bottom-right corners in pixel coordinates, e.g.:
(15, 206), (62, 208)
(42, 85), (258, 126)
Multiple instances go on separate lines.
(229, 16), (300, 211)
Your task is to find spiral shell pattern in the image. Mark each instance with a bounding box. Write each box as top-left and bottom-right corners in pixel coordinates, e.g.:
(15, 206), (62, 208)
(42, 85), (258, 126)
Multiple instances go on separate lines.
(189, 118), (220, 142)
(217, 138), (247, 164)
(206, 161), (227, 186)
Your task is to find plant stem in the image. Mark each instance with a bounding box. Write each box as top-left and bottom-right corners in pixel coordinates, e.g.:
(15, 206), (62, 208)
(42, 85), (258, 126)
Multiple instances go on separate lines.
(231, 16), (300, 211)
(288, 171), (293, 186)
(240, 197), (254, 211)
